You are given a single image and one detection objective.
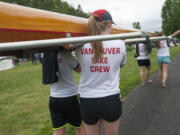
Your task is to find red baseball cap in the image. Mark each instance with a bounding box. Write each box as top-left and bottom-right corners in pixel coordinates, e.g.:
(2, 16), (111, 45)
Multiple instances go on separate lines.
(91, 9), (115, 24)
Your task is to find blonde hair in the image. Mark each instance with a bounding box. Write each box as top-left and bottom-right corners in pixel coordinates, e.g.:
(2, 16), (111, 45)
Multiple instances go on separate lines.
(88, 16), (109, 62)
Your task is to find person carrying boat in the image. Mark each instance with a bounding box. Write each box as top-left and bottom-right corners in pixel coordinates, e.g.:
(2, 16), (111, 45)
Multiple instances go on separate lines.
(43, 49), (85, 135)
(76, 9), (126, 135)
(135, 42), (152, 86)
(156, 33), (171, 88)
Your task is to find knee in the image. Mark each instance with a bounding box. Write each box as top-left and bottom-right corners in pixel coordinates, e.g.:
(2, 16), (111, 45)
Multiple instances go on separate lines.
(140, 70), (144, 74)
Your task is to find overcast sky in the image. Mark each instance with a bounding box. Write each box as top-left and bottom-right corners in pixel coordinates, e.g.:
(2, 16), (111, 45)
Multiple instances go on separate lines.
(62, 0), (165, 32)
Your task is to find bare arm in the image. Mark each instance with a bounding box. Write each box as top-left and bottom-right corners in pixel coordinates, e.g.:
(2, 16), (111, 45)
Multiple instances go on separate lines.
(172, 29), (180, 37)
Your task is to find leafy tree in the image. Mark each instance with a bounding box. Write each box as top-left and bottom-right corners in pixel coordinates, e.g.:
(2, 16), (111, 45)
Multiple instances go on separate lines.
(162, 0), (180, 35)
(133, 22), (141, 29)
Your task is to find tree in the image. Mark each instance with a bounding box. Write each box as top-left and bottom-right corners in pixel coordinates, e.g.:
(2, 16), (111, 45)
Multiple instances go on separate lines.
(162, 0), (180, 35)
(133, 22), (141, 29)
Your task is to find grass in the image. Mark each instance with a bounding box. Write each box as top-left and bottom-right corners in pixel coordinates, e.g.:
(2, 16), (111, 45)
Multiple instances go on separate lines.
(0, 46), (180, 135)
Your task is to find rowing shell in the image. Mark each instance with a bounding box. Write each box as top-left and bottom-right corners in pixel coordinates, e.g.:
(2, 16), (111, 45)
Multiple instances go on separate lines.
(0, 2), (140, 56)
(0, 1), (138, 43)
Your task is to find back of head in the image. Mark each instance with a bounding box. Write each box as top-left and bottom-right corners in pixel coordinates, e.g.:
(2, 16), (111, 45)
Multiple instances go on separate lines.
(88, 16), (107, 36)
(88, 9), (114, 62)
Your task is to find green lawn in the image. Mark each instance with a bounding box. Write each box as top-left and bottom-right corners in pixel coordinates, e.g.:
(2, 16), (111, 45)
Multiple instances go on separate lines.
(0, 46), (180, 135)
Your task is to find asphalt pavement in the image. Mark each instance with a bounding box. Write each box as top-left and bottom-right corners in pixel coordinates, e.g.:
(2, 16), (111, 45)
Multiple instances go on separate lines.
(118, 54), (180, 135)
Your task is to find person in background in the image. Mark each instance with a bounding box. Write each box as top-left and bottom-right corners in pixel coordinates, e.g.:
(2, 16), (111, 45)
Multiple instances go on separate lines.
(156, 33), (171, 88)
(35, 53), (42, 63)
(48, 49), (85, 135)
(31, 53), (37, 65)
(136, 43), (152, 86)
(20, 57), (26, 63)
(76, 9), (126, 135)
(14, 57), (19, 66)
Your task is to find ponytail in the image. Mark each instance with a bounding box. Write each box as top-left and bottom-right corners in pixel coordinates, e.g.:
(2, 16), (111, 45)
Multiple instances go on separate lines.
(88, 16), (108, 62)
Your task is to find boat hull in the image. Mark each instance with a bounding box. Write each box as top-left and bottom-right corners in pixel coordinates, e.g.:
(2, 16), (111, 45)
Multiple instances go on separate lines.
(0, 2), (138, 56)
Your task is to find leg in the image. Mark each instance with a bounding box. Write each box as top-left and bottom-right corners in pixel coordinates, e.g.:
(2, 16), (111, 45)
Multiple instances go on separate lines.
(162, 63), (168, 87)
(49, 97), (67, 135)
(84, 119), (102, 135)
(76, 123), (86, 135)
(35, 59), (37, 64)
(32, 59), (34, 64)
(54, 127), (66, 135)
(139, 66), (145, 86)
(158, 64), (163, 84)
(103, 118), (120, 135)
(146, 66), (152, 83)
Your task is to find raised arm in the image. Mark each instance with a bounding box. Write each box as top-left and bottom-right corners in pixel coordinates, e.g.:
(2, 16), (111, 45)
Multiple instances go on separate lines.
(172, 29), (180, 37)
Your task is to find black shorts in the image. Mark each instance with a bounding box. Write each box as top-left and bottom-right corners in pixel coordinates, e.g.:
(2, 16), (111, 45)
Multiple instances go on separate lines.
(137, 59), (151, 67)
(80, 94), (122, 125)
(49, 95), (82, 129)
